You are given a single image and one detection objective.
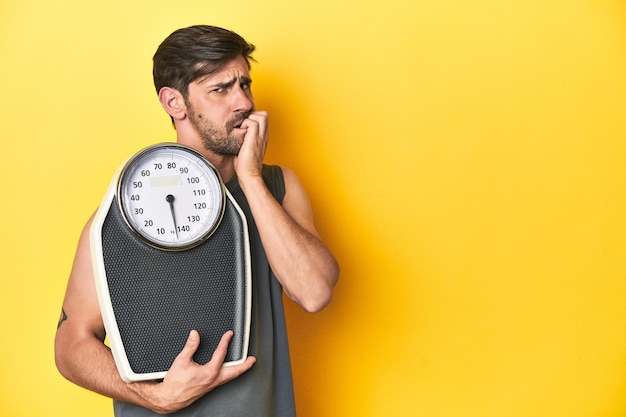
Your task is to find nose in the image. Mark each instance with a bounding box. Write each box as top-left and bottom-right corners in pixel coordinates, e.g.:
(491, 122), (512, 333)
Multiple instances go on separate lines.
(232, 85), (254, 113)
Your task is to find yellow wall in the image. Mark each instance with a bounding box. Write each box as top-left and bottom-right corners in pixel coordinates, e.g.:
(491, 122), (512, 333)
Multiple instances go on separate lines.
(1, 0), (625, 416)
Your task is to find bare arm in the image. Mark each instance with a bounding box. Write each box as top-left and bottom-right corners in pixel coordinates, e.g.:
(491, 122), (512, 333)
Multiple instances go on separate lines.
(235, 112), (340, 313)
(54, 215), (255, 414)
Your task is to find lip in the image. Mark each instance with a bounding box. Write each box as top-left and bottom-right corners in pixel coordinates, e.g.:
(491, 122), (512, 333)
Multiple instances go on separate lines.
(230, 118), (246, 130)
(232, 120), (248, 130)
(230, 112), (252, 129)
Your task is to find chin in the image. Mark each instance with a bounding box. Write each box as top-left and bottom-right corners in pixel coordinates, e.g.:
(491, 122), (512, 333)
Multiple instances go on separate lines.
(202, 133), (243, 156)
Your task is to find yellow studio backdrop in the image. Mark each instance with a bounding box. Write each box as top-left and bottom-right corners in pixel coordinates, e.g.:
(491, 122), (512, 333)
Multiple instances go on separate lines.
(1, 0), (625, 416)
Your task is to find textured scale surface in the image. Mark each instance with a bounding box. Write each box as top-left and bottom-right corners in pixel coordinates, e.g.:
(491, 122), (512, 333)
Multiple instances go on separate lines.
(100, 199), (248, 374)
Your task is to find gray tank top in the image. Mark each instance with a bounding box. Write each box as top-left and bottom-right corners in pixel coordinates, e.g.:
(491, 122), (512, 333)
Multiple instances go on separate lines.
(114, 165), (296, 417)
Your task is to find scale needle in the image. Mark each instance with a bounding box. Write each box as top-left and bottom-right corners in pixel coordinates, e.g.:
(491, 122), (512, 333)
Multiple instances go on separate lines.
(166, 194), (179, 239)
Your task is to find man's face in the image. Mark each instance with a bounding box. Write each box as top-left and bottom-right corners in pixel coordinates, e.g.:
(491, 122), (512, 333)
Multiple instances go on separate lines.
(184, 56), (255, 155)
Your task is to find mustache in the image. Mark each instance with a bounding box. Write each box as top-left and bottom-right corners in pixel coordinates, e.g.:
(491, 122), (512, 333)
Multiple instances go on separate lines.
(226, 111), (253, 130)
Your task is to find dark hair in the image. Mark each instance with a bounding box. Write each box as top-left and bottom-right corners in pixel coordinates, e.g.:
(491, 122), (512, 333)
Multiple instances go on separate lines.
(153, 25), (256, 98)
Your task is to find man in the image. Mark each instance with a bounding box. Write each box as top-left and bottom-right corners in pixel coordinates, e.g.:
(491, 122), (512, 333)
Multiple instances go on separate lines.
(55, 25), (339, 416)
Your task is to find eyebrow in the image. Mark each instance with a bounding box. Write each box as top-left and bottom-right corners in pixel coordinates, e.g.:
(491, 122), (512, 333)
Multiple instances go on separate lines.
(208, 76), (252, 90)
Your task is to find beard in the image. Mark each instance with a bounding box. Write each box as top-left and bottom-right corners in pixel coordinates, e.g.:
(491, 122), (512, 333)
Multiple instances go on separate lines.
(186, 101), (252, 156)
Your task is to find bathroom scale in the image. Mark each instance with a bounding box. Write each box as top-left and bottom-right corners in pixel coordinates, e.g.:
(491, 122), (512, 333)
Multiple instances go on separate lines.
(90, 143), (251, 382)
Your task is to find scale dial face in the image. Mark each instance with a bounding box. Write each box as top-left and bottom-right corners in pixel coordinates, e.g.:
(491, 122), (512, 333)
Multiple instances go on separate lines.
(117, 143), (225, 251)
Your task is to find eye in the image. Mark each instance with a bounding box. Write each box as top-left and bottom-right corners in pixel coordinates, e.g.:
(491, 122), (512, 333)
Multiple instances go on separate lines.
(241, 81), (251, 91)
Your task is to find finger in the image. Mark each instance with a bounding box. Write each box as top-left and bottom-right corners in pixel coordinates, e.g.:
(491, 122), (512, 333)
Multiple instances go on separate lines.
(208, 330), (234, 365)
(248, 110), (267, 122)
(250, 110), (268, 121)
(246, 112), (267, 137)
(240, 117), (260, 139)
(175, 329), (201, 363)
(222, 356), (257, 379)
(209, 356), (257, 389)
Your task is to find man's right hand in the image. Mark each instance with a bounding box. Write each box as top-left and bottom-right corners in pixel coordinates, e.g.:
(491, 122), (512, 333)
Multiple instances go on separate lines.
(142, 330), (256, 414)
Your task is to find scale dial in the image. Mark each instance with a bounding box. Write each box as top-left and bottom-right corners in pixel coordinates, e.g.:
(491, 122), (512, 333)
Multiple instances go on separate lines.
(117, 143), (225, 251)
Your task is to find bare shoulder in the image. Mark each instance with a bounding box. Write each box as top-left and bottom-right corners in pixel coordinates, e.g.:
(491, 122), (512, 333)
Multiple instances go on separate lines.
(279, 166), (307, 201)
(57, 212), (105, 339)
(279, 166), (319, 237)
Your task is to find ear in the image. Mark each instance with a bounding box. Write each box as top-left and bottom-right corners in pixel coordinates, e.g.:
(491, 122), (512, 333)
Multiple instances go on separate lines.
(158, 87), (187, 121)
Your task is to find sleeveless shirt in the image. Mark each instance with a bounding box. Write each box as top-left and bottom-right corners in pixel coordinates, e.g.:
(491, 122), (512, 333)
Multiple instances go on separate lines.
(113, 165), (296, 417)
